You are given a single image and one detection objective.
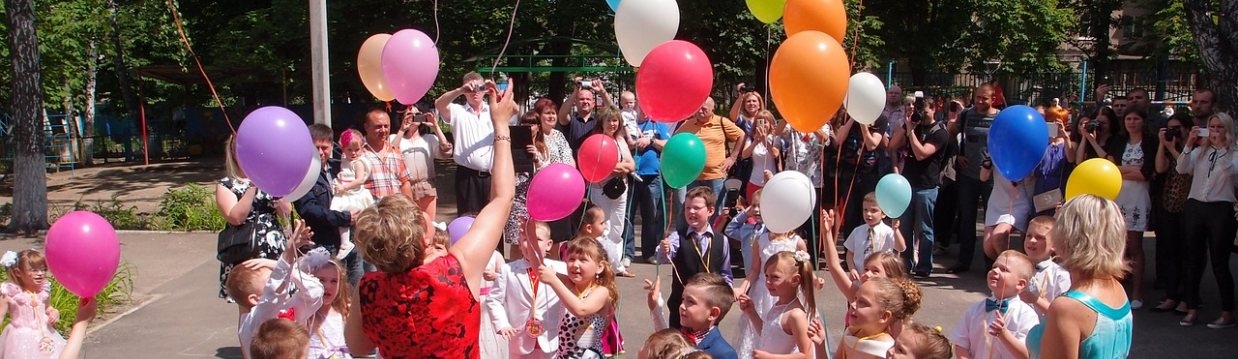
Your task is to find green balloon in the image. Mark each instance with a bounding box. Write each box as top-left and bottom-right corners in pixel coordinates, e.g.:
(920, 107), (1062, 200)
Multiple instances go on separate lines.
(746, 0), (787, 24)
(661, 133), (707, 189)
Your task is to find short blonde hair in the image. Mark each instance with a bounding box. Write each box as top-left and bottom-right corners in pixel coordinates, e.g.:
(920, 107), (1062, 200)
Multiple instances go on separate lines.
(225, 265), (270, 309)
(250, 318), (309, 359)
(354, 195), (427, 273)
(862, 192), (879, 208)
(641, 328), (694, 359)
(995, 250), (1035, 280)
(1052, 195), (1129, 278)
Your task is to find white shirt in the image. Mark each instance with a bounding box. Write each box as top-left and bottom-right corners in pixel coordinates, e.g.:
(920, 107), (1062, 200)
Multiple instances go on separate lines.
(239, 258), (324, 359)
(1027, 259), (1071, 306)
(748, 135), (782, 186)
(621, 108), (642, 142)
(446, 102), (496, 171)
(1176, 146), (1238, 203)
(948, 296), (1040, 359)
(843, 222), (897, 272)
(390, 133), (444, 181)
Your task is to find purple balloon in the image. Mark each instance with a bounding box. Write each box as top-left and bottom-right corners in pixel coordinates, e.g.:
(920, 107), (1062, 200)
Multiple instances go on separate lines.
(46, 211), (120, 297)
(381, 29), (440, 105)
(448, 216), (475, 245)
(527, 163), (587, 221)
(235, 106), (316, 197)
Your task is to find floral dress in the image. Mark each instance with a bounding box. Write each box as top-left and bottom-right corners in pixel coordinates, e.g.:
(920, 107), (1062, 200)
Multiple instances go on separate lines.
(217, 177), (286, 299)
(0, 281), (65, 359)
(505, 129), (576, 244)
(358, 254), (480, 358)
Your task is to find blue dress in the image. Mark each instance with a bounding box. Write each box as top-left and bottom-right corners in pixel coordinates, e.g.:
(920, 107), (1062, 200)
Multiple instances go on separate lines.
(1027, 290), (1133, 359)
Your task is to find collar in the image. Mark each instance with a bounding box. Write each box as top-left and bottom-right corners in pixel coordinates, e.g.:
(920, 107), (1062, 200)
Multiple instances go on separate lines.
(463, 102), (488, 114)
(689, 225), (715, 238)
(1036, 259), (1054, 271)
(682, 326), (713, 345)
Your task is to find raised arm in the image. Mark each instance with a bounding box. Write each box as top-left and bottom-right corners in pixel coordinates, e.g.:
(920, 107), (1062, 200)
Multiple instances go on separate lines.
(558, 87), (578, 126)
(819, 210), (856, 301)
(435, 85), (469, 123)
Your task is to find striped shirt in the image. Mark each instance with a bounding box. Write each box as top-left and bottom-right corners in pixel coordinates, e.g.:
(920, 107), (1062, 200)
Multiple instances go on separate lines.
(363, 142), (411, 199)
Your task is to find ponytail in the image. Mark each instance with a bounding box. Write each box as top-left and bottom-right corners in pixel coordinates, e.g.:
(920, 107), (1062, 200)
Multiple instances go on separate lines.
(792, 251), (817, 319)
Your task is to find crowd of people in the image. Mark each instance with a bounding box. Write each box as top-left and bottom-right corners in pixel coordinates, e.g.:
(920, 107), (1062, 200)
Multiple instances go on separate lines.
(208, 72), (1237, 358)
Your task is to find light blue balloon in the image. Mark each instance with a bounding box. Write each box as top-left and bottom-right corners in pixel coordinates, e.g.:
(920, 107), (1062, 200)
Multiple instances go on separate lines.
(606, 0), (621, 12)
(876, 174), (913, 218)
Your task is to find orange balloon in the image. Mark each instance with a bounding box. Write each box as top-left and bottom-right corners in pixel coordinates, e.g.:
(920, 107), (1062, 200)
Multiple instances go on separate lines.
(770, 31), (850, 133)
(784, 0), (847, 42)
(357, 34), (396, 102)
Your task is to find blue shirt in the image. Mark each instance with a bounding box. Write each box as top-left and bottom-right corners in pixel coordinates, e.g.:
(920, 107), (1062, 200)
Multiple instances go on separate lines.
(1027, 290), (1132, 359)
(635, 120), (671, 176)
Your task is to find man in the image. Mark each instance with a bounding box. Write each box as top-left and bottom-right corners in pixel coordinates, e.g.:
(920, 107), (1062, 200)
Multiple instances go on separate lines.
(360, 108), (413, 200)
(558, 78), (614, 154)
(674, 98), (745, 222)
(882, 85), (908, 135)
(947, 84), (999, 274)
(1127, 87), (1166, 130)
(436, 72), (499, 215)
(295, 124), (362, 284)
(1189, 88), (1217, 127)
(890, 98), (949, 278)
(631, 108), (671, 263)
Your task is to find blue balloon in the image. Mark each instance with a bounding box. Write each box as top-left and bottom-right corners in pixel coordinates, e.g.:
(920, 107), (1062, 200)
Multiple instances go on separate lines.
(607, 0), (621, 12)
(876, 174), (913, 218)
(988, 105), (1049, 181)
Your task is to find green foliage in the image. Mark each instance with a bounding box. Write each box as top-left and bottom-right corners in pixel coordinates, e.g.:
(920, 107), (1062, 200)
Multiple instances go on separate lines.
(152, 183), (226, 231)
(0, 263), (133, 336)
(80, 195), (151, 230)
(1152, 0), (1202, 63)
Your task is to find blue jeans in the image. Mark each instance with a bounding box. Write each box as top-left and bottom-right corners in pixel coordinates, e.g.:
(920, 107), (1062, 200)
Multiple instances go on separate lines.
(900, 187), (938, 274)
(630, 174), (666, 259)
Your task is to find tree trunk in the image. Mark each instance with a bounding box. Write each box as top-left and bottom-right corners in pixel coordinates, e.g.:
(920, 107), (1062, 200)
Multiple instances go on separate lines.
(83, 40), (98, 167)
(107, 0), (136, 117)
(5, 0), (49, 234)
(1184, 0), (1238, 113)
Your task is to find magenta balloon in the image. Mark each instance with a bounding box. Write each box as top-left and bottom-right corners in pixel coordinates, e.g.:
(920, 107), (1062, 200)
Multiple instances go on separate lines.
(527, 164), (587, 221)
(381, 29), (440, 105)
(46, 211), (120, 297)
(235, 106), (316, 198)
(447, 216), (475, 245)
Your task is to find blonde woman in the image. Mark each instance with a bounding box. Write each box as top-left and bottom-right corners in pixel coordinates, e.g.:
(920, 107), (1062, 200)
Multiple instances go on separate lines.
(214, 135), (290, 300)
(1175, 112), (1238, 328)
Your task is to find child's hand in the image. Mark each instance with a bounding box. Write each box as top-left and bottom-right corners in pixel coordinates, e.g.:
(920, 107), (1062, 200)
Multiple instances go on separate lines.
(240, 258), (278, 271)
(848, 269), (861, 282)
(754, 350), (774, 359)
(483, 269), (498, 281)
(891, 218), (901, 229)
(536, 265), (559, 285)
(737, 294), (754, 312)
(1019, 287), (1039, 304)
(496, 327), (520, 339)
(807, 317), (826, 346)
(74, 297), (97, 324)
(47, 307), (59, 325)
(660, 238), (672, 256)
(820, 209), (836, 236)
(815, 276), (827, 290)
(643, 277), (662, 310)
(987, 314), (1009, 337)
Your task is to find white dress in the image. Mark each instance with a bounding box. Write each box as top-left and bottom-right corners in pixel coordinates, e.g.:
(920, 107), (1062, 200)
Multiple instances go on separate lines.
(755, 301), (801, 355)
(734, 234), (800, 359)
(1113, 142), (1151, 231)
(307, 311), (351, 359)
(330, 158), (376, 257)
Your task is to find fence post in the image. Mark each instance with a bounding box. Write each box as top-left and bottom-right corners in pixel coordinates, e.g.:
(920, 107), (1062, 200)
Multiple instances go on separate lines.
(1079, 60), (1089, 108)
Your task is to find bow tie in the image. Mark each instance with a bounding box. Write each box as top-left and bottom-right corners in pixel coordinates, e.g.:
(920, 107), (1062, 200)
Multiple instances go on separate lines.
(985, 298), (1010, 313)
(681, 328), (697, 344)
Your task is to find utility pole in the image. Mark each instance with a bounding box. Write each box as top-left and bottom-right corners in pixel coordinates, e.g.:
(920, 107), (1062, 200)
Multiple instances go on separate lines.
(310, 0), (331, 126)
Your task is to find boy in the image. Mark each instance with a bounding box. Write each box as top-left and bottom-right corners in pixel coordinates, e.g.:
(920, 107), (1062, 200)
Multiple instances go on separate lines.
(487, 221), (565, 359)
(1019, 216), (1071, 317)
(249, 318), (310, 359)
(844, 192), (906, 275)
(724, 189), (768, 279)
(949, 250), (1040, 359)
(645, 273), (740, 359)
(228, 222), (323, 359)
(659, 186), (734, 328)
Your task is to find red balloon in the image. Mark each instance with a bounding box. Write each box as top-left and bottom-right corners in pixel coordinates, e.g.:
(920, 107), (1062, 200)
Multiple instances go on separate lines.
(636, 40), (714, 122)
(577, 134), (620, 183)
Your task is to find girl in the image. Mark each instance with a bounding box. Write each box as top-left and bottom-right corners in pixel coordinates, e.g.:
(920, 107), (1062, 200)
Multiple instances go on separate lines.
(837, 277), (918, 359)
(539, 237), (619, 359)
(586, 107), (636, 278)
(303, 249), (352, 359)
(820, 209), (908, 303)
(638, 328), (694, 359)
(0, 250), (66, 358)
(740, 251), (816, 358)
(741, 112), (783, 201)
(1104, 109), (1156, 310)
(330, 129), (376, 259)
(732, 191), (808, 358)
(885, 323), (953, 359)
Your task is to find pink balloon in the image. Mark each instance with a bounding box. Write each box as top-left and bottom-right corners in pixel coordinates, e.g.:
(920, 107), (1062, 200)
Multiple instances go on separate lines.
(381, 29), (440, 105)
(46, 211), (121, 297)
(637, 40), (714, 122)
(527, 164), (587, 221)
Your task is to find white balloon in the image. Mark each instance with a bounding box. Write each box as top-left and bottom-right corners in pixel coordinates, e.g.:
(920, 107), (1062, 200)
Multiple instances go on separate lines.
(759, 171), (816, 233)
(286, 155), (321, 201)
(614, 0), (680, 67)
(845, 72), (886, 125)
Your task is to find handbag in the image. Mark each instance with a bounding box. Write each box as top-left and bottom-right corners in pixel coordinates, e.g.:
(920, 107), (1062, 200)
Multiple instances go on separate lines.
(602, 176), (627, 199)
(217, 221), (258, 265)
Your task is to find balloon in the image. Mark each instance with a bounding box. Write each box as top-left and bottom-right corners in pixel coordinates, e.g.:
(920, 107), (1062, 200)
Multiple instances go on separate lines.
(760, 171), (816, 233)
(287, 155), (322, 201)
(528, 164), (587, 221)
(46, 211), (120, 297)
(447, 216), (475, 245)
(1066, 158), (1123, 201)
(605, 0), (621, 12)
(578, 134), (621, 183)
(614, 0), (680, 66)
(381, 29), (439, 105)
(784, 0), (847, 41)
(769, 31), (850, 133)
(660, 133), (707, 188)
(235, 107), (317, 198)
(875, 174), (913, 218)
(746, 0), (788, 23)
(636, 40), (714, 122)
(357, 34), (395, 101)
(845, 73), (886, 125)
(988, 105), (1049, 181)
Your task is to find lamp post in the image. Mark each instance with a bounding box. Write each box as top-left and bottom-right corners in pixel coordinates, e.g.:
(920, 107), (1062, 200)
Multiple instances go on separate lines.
(310, 0), (331, 126)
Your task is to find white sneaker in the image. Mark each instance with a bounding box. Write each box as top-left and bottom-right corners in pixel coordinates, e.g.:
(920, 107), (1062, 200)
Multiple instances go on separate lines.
(337, 238), (355, 260)
(621, 256), (631, 268)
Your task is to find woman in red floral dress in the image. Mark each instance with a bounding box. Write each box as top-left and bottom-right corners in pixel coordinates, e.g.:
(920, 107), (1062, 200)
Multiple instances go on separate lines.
(344, 81), (518, 358)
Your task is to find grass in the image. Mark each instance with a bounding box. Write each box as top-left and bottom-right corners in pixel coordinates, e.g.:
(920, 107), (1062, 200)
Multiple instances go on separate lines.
(6, 183), (225, 232)
(0, 263), (134, 335)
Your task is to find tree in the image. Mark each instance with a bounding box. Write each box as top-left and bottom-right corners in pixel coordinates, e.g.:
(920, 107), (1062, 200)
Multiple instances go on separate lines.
(1183, 0), (1237, 111)
(4, 0), (49, 233)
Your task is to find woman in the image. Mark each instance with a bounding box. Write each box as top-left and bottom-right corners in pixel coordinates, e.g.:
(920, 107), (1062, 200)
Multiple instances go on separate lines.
(1104, 109), (1156, 310)
(344, 81), (517, 357)
(587, 106), (636, 277)
(1027, 195), (1132, 358)
(505, 98), (575, 246)
(730, 87), (765, 198)
(1151, 114), (1192, 313)
(1072, 107), (1118, 163)
(214, 135), (290, 299)
(1030, 106), (1075, 218)
(740, 110), (782, 200)
(393, 106), (452, 222)
(1175, 112), (1238, 328)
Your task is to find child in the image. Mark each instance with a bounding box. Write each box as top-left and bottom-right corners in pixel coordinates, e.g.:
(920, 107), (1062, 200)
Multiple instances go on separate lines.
(724, 189), (774, 282)
(644, 273), (740, 359)
(820, 209), (909, 302)
(250, 318), (311, 359)
(539, 237), (619, 359)
(731, 193), (808, 357)
(488, 221), (565, 359)
(330, 129), (376, 259)
(836, 277), (918, 359)
(481, 248), (510, 359)
(302, 249), (351, 359)
(0, 249), (65, 357)
(638, 328), (694, 359)
(1018, 216), (1071, 317)
(886, 323), (954, 359)
(844, 193), (906, 275)
(739, 251), (816, 358)
(658, 186), (734, 329)
(229, 221), (323, 359)
(574, 207), (627, 355)
(948, 250), (1040, 359)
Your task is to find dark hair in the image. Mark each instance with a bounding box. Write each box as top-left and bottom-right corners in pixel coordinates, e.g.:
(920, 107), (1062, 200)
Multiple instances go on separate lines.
(912, 97), (935, 122)
(684, 273), (735, 322)
(1120, 109), (1149, 140)
(308, 123), (334, 142)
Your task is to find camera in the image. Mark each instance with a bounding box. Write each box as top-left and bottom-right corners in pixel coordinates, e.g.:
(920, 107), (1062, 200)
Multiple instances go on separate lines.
(1084, 120), (1101, 132)
(739, 84), (758, 93)
(468, 82), (486, 92)
(1165, 127), (1181, 141)
(579, 80), (593, 89)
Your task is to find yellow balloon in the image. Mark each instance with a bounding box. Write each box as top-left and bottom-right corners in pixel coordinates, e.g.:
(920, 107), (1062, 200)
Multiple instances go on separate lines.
(746, 0), (787, 24)
(358, 34), (396, 102)
(1065, 158), (1123, 201)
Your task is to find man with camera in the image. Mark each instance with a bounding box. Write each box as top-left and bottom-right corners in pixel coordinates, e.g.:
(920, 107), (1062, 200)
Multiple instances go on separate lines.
(946, 84), (1000, 274)
(558, 78), (614, 154)
(436, 71), (502, 215)
(890, 97), (949, 278)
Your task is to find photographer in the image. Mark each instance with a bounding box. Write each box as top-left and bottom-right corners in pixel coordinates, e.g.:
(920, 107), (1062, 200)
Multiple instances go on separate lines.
(557, 77), (614, 154)
(435, 72), (501, 215)
(1175, 112), (1238, 328)
(1151, 114), (1192, 313)
(1072, 107), (1118, 163)
(889, 97), (949, 278)
(394, 104), (452, 224)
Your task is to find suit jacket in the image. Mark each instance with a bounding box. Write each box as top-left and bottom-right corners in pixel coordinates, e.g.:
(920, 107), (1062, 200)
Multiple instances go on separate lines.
(485, 259), (564, 356)
(293, 159), (351, 249)
(698, 328), (739, 359)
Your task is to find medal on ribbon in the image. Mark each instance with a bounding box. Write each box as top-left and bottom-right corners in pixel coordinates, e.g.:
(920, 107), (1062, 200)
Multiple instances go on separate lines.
(526, 319), (543, 337)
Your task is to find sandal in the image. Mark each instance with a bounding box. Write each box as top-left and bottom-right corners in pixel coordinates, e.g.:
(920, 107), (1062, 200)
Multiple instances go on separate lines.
(617, 271), (636, 278)
(1180, 312), (1198, 327)
(1151, 300), (1179, 313)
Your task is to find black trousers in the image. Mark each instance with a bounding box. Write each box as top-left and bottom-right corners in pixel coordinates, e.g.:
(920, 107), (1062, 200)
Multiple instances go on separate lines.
(1182, 200), (1237, 311)
(1155, 206), (1188, 300)
(454, 166), (492, 216)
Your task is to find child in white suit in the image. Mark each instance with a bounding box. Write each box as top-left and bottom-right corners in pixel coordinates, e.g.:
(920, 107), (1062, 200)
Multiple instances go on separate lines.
(487, 221), (567, 358)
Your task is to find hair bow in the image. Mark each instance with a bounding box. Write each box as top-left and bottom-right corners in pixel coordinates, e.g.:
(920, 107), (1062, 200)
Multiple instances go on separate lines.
(0, 251), (17, 268)
(793, 250), (811, 264)
(298, 247), (333, 273)
(433, 221), (447, 232)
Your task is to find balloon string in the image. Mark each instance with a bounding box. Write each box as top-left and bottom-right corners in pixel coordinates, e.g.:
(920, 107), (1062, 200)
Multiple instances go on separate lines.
(165, 0), (234, 134)
(431, 0), (441, 44)
(848, 0), (865, 69)
(490, 0), (522, 75)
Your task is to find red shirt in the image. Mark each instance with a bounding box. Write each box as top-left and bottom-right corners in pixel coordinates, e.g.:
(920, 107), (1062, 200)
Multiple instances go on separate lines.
(359, 254), (480, 358)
